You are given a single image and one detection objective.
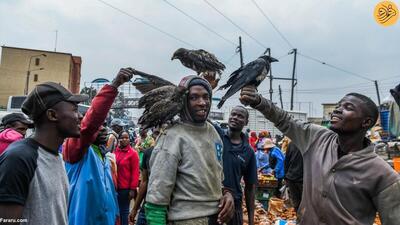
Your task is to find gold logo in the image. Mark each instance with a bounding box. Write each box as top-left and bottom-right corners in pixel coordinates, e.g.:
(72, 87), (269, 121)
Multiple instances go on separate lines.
(374, 1), (399, 26)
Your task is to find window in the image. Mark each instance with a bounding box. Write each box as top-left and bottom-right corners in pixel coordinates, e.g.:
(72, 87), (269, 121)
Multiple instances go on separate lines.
(34, 74), (38, 82)
(35, 58), (40, 66)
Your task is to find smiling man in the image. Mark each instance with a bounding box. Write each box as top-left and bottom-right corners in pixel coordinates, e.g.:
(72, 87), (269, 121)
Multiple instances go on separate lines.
(240, 87), (400, 225)
(145, 76), (234, 225)
(0, 82), (88, 225)
(213, 106), (257, 225)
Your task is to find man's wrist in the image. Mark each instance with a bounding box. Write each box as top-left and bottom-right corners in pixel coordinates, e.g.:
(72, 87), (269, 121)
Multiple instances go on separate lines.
(110, 80), (121, 89)
(250, 94), (262, 108)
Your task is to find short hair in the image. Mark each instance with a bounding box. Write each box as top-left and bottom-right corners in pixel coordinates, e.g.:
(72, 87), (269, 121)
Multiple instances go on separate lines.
(345, 93), (379, 128)
(232, 105), (249, 121)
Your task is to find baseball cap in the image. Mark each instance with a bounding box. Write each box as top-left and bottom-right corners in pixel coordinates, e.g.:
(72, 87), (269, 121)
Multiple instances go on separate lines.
(110, 118), (127, 127)
(1, 113), (34, 128)
(22, 82), (89, 120)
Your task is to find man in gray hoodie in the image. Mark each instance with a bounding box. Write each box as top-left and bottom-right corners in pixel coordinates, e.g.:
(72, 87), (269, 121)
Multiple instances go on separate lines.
(240, 86), (400, 225)
(145, 76), (234, 225)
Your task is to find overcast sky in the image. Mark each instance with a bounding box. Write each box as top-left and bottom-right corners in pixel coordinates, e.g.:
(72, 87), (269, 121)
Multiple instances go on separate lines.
(1, 0), (399, 117)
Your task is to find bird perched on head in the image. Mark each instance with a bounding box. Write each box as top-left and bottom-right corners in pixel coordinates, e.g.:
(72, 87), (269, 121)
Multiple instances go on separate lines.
(171, 48), (225, 89)
(216, 55), (278, 109)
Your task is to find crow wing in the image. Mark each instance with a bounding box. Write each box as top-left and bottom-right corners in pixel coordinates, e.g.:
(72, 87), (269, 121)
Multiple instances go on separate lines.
(132, 71), (174, 94)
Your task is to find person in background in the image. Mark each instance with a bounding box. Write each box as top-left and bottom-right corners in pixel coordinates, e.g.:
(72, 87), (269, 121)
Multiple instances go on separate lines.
(129, 127), (162, 225)
(240, 86), (400, 224)
(128, 127), (137, 146)
(0, 82), (88, 225)
(63, 68), (134, 225)
(263, 139), (285, 197)
(115, 131), (140, 225)
(107, 118), (126, 153)
(214, 106), (257, 225)
(135, 128), (154, 168)
(255, 130), (268, 152)
(284, 140), (303, 220)
(248, 131), (258, 152)
(0, 113), (34, 155)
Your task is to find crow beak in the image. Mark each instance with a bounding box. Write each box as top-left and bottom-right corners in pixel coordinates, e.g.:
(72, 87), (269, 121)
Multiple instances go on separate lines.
(171, 55), (176, 60)
(270, 57), (278, 62)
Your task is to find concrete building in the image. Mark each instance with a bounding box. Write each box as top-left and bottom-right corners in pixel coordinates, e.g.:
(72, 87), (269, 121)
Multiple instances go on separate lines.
(0, 46), (82, 108)
(322, 103), (337, 120)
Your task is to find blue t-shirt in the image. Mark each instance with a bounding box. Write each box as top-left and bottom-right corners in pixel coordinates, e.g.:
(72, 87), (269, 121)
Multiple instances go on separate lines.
(214, 124), (258, 202)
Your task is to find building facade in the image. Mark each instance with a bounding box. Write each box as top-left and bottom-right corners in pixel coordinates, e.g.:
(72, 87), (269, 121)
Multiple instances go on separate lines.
(0, 46), (82, 108)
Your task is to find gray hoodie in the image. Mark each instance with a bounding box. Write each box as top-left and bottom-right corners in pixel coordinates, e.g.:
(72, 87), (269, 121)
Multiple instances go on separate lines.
(146, 121), (224, 221)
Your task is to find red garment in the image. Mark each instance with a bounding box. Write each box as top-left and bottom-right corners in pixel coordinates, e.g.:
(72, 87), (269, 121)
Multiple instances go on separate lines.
(249, 131), (258, 152)
(0, 128), (23, 155)
(115, 145), (140, 190)
(63, 84), (118, 163)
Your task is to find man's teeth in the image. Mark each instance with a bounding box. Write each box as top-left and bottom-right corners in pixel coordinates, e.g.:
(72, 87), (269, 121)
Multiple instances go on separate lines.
(331, 116), (340, 121)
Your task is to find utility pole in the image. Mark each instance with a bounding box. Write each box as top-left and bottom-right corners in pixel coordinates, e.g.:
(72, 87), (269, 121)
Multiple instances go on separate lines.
(290, 48), (297, 111)
(54, 30), (58, 52)
(264, 48), (273, 101)
(238, 36), (244, 67)
(374, 80), (381, 107)
(279, 85), (283, 108)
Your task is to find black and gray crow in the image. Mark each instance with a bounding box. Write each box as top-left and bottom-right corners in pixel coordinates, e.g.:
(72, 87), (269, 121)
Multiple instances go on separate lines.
(171, 48), (225, 89)
(131, 69), (185, 130)
(216, 55), (278, 109)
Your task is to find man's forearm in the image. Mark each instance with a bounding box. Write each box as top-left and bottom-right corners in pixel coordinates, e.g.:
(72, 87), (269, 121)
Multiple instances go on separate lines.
(63, 85), (118, 163)
(133, 180), (148, 211)
(245, 184), (256, 225)
(254, 96), (324, 154)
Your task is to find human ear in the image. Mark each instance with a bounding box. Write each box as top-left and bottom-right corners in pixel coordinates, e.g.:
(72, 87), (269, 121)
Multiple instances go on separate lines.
(46, 109), (58, 122)
(362, 118), (373, 129)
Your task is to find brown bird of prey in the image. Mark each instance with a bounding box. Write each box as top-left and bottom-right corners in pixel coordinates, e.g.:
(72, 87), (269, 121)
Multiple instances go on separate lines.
(217, 55), (278, 109)
(131, 69), (185, 130)
(171, 48), (225, 89)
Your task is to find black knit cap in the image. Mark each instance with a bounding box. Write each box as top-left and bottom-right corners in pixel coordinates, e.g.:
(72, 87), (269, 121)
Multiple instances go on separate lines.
(178, 75), (212, 97)
(22, 82), (89, 120)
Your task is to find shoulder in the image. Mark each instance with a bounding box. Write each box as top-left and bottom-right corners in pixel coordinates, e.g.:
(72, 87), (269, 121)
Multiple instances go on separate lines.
(1, 139), (39, 163)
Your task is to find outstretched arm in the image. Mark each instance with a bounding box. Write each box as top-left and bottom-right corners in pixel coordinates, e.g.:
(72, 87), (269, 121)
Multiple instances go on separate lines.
(63, 68), (134, 163)
(240, 85), (326, 154)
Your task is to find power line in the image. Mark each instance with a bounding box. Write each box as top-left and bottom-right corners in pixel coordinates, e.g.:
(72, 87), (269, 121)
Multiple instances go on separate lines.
(95, 0), (196, 48)
(202, 0), (267, 48)
(162, 0), (237, 47)
(297, 52), (374, 82)
(250, 0), (294, 49)
(223, 51), (239, 65)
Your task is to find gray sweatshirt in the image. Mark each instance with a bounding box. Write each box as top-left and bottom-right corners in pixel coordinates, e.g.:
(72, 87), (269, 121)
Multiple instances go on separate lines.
(254, 96), (400, 225)
(146, 121), (224, 221)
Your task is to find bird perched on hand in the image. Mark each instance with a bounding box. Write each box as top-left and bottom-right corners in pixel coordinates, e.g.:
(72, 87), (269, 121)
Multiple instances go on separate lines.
(131, 69), (186, 130)
(171, 48), (225, 89)
(217, 55), (278, 109)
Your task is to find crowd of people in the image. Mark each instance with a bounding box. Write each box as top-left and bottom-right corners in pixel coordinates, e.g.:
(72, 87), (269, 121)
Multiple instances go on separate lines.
(0, 68), (399, 225)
